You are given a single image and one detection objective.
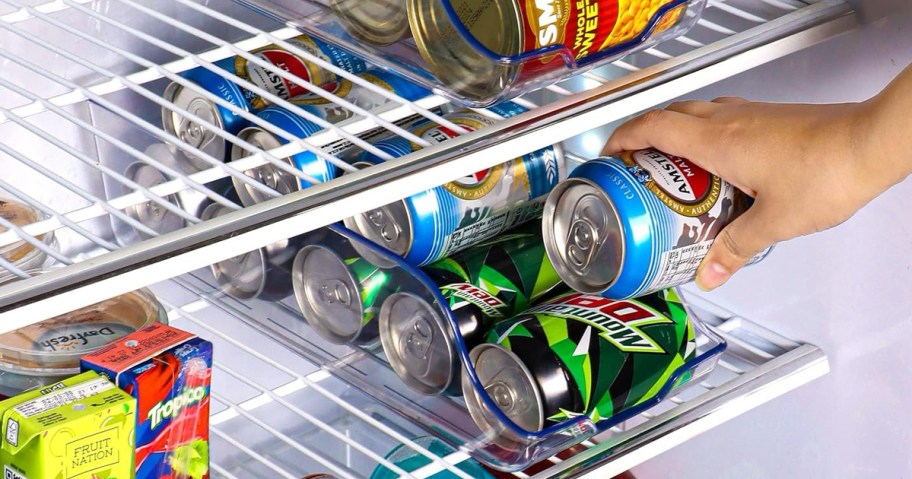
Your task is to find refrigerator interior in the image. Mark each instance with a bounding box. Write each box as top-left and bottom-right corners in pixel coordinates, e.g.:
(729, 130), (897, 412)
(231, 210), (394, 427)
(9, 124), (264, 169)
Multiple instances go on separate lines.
(0, 0), (857, 477)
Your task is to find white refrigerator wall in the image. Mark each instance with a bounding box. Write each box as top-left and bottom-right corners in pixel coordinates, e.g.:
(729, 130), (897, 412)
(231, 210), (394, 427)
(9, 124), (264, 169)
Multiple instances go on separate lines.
(635, 0), (912, 477)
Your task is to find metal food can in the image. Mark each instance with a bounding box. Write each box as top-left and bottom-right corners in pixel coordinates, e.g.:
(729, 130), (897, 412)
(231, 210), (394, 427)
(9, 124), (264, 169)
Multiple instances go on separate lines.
(331, 0), (410, 46)
(379, 220), (566, 395)
(345, 102), (566, 266)
(162, 34), (368, 169)
(202, 203), (311, 301)
(0, 198), (54, 277)
(125, 142), (239, 240)
(407, 0), (687, 102)
(0, 273), (167, 398)
(230, 70), (431, 206)
(292, 240), (401, 345)
(462, 289), (695, 446)
(543, 149), (768, 300)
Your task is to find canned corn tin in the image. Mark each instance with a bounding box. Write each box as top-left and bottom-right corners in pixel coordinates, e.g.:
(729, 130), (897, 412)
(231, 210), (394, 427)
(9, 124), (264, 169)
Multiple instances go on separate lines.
(292, 241), (401, 345)
(162, 34), (368, 169)
(202, 203), (313, 301)
(125, 143), (239, 240)
(0, 198), (54, 278)
(462, 289), (695, 447)
(345, 102), (566, 266)
(379, 220), (566, 395)
(543, 149), (768, 300)
(407, 0), (686, 102)
(0, 273), (167, 398)
(230, 70), (431, 206)
(331, 0), (410, 46)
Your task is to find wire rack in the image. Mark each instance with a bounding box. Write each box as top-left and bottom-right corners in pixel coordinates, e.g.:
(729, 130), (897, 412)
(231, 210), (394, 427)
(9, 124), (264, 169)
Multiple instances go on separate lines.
(0, 0), (848, 476)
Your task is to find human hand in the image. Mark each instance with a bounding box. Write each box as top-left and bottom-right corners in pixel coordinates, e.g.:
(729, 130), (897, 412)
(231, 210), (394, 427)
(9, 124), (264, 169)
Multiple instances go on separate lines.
(602, 97), (897, 291)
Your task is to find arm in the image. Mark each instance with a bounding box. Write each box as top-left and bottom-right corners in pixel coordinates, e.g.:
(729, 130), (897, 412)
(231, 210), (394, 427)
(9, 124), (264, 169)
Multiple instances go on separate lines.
(603, 64), (912, 291)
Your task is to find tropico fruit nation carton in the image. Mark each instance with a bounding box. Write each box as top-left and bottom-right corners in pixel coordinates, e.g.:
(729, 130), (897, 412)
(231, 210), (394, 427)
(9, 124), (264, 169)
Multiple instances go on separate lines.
(0, 370), (137, 479)
(81, 322), (213, 479)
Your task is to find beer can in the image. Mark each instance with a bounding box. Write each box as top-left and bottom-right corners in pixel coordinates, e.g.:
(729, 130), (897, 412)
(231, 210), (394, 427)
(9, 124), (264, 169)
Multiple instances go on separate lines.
(407, 0), (689, 102)
(230, 70), (431, 206)
(331, 0), (410, 46)
(462, 289), (695, 446)
(125, 142), (239, 240)
(379, 220), (566, 395)
(162, 34), (369, 169)
(543, 149), (769, 300)
(0, 198), (55, 277)
(0, 272), (167, 398)
(292, 240), (401, 345)
(202, 203), (311, 301)
(344, 102), (566, 266)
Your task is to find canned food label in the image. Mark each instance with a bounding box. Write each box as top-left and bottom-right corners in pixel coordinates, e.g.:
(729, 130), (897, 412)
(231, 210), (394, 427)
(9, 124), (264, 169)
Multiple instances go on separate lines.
(442, 201), (545, 259)
(625, 150), (721, 217)
(441, 283), (510, 318)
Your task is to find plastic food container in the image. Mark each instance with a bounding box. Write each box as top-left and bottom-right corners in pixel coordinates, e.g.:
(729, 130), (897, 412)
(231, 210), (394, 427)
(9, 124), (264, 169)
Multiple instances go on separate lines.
(238, 0), (707, 105)
(289, 225), (725, 470)
(0, 272), (168, 398)
(0, 197), (55, 278)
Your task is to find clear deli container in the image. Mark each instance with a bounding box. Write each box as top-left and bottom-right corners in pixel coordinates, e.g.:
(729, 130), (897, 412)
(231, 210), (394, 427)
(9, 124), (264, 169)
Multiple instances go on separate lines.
(283, 224), (725, 470)
(0, 197), (56, 279)
(237, 0), (707, 106)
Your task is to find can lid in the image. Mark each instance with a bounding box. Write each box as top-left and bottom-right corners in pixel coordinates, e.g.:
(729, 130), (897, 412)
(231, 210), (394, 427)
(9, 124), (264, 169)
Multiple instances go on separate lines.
(407, 0), (520, 102)
(124, 162), (185, 240)
(292, 245), (365, 344)
(543, 178), (625, 293)
(379, 292), (455, 395)
(344, 200), (412, 257)
(462, 343), (544, 440)
(162, 81), (224, 170)
(331, 0), (409, 46)
(231, 127), (300, 206)
(202, 203), (269, 299)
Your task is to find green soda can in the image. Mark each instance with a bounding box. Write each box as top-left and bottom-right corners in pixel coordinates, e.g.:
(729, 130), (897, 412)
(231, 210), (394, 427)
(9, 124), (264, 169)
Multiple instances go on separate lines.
(462, 289), (696, 446)
(293, 240), (400, 345)
(379, 221), (567, 396)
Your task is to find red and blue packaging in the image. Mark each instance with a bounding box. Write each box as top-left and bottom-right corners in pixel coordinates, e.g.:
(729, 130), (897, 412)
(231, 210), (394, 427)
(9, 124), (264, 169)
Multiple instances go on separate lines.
(81, 322), (213, 479)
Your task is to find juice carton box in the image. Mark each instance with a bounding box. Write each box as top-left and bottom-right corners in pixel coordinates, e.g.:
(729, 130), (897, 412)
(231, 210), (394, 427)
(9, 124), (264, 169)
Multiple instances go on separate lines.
(0, 370), (137, 479)
(81, 323), (213, 479)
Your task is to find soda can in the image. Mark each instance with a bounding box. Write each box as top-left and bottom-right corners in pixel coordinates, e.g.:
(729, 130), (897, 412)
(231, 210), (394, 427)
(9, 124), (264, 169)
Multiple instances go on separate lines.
(125, 142), (239, 240)
(543, 149), (769, 300)
(330, 0), (410, 46)
(230, 70), (431, 206)
(345, 102), (566, 266)
(292, 240), (401, 345)
(379, 220), (566, 395)
(462, 289), (696, 447)
(162, 34), (369, 169)
(408, 0), (688, 102)
(0, 197), (55, 278)
(202, 203), (312, 301)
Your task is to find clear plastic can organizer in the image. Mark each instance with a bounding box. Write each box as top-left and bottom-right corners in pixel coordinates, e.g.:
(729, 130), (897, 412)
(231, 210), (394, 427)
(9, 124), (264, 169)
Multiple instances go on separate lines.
(238, 0), (707, 106)
(284, 224), (726, 470)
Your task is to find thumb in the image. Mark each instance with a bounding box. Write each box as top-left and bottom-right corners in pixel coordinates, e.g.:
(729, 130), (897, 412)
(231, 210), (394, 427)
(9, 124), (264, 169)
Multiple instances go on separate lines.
(695, 202), (776, 291)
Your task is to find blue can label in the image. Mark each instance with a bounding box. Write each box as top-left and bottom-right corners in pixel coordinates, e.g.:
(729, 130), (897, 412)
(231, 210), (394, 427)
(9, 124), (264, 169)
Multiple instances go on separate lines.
(294, 70), (430, 124)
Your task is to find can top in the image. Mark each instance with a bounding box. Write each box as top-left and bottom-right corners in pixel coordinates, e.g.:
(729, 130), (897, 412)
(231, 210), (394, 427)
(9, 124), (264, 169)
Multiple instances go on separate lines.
(202, 203), (271, 299)
(124, 161), (185, 240)
(379, 292), (455, 395)
(162, 81), (225, 171)
(292, 244), (366, 344)
(407, 0), (520, 102)
(543, 178), (625, 293)
(331, 0), (410, 46)
(231, 127), (301, 206)
(346, 200), (413, 257)
(463, 343), (544, 437)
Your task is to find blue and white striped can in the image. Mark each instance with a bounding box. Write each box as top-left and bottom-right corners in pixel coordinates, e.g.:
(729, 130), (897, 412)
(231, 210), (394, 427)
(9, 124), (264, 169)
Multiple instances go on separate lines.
(542, 149), (769, 300)
(162, 34), (368, 169)
(345, 102), (566, 266)
(230, 70), (432, 206)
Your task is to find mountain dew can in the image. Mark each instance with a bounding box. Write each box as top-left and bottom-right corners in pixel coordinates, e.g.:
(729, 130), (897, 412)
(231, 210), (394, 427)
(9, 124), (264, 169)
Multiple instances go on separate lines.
(292, 241), (401, 345)
(379, 220), (567, 395)
(462, 289), (695, 444)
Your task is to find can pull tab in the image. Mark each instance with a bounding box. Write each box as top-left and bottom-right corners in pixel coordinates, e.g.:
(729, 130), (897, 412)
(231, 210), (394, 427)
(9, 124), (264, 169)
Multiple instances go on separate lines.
(485, 381), (518, 415)
(178, 98), (217, 148)
(402, 315), (434, 366)
(367, 208), (400, 244)
(566, 218), (600, 272)
(318, 279), (353, 307)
